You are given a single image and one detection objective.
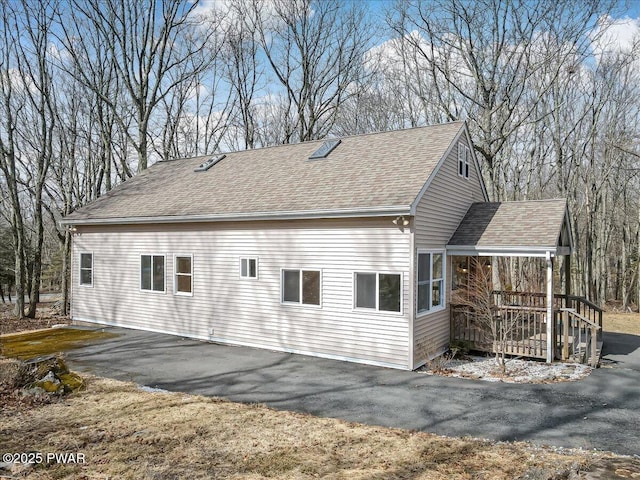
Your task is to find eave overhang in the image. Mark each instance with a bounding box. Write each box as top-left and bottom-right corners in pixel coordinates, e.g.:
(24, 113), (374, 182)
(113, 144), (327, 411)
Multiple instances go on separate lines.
(60, 205), (413, 226)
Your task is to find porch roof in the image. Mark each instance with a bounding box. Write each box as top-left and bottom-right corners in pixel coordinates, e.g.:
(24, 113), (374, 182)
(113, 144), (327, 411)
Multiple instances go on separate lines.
(446, 199), (572, 257)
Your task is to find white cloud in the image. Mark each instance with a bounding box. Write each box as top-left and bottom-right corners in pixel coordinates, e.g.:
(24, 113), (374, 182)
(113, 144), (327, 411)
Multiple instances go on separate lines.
(47, 41), (71, 64)
(590, 15), (640, 57)
(191, 0), (283, 34)
(3, 68), (37, 95)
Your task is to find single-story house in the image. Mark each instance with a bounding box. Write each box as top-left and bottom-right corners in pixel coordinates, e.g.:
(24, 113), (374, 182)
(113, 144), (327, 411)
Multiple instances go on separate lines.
(62, 121), (594, 370)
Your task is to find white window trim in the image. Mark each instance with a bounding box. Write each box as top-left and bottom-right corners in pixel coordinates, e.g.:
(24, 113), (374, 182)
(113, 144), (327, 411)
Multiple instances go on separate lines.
(140, 253), (166, 294)
(416, 249), (446, 318)
(239, 256), (259, 280)
(465, 145), (471, 178)
(280, 268), (322, 308)
(173, 254), (193, 297)
(79, 252), (93, 288)
(458, 143), (470, 179)
(352, 271), (404, 315)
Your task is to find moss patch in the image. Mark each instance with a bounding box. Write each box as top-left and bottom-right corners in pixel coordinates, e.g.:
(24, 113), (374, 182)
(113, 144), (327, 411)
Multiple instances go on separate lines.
(58, 372), (85, 391)
(0, 327), (118, 360)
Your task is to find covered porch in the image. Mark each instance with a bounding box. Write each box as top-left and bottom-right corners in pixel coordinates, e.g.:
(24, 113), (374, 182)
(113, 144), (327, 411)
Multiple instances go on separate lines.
(446, 201), (602, 366)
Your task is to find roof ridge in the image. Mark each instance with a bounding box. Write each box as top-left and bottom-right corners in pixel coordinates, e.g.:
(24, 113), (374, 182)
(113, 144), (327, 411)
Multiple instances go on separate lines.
(159, 121), (465, 162)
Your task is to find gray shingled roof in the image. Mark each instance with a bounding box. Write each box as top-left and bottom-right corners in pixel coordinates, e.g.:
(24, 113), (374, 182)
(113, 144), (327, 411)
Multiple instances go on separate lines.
(447, 200), (570, 253)
(64, 122), (465, 224)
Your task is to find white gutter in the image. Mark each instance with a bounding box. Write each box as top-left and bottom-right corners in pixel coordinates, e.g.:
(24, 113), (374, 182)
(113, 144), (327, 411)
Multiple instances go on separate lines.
(60, 205), (412, 226)
(446, 245), (561, 257)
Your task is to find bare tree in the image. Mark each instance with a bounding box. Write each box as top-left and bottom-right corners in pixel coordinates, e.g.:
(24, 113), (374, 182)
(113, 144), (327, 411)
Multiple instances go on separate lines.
(0, 0), (60, 317)
(156, 31), (233, 160)
(219, 0), (262, 150)
(392, 0), (617, 200)
(250, 0), (373, 143)
(0, 57), (26, 315)
(458, 258), (523, 373)
(10, 0), (59, 318)
(59, 0), (216, 172)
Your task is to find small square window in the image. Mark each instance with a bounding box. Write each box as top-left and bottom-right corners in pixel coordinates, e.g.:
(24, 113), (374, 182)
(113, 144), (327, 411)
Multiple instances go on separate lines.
(240, 257), (258, 279)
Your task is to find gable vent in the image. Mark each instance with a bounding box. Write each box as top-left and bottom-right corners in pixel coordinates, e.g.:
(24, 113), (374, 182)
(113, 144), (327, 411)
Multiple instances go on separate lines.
(309, 139), (341, 159)
(194, 154), (226, 172)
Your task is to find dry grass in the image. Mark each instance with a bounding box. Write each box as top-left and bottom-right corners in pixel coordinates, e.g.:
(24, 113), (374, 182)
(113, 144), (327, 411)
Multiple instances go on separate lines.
(0, 375), (607, 480)
(602, 312), (640, 336)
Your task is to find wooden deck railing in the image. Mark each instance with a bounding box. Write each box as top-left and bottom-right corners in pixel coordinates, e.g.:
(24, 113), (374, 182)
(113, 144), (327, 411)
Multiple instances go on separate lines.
(492, 291), (602, 337)
(451, 304), (547, 360)
(556, 308), (601, 367)
(451, 290), (603, 366)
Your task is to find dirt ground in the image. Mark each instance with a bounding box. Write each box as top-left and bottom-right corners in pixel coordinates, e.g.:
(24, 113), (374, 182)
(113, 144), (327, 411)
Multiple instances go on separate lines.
(0, 303), (70, 336)
(0, 375), (611, 480)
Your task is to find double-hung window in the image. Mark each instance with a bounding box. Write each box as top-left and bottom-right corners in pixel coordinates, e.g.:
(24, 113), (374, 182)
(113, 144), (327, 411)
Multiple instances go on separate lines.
(240, 257), (258, 279)
(417, 251), (445, 314)
(458, 143), (470, 179)
(354, 272), (401, 313)
(141, 254), (165, 292)
(174, 255), (193, 295)
(79, 253), (93, 287)
(282, 269), (321, 306)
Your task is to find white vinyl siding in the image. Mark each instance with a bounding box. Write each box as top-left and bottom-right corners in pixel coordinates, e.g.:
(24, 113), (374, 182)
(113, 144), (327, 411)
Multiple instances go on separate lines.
(174, 255), (193, 296)
(79, 253), (93, 287)
(71, 218), (412, 369)
(413, 133), (486, 367)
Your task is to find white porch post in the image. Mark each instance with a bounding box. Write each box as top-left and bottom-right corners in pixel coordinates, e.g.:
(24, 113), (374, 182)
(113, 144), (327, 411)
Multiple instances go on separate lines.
(546, 251), (554, 363)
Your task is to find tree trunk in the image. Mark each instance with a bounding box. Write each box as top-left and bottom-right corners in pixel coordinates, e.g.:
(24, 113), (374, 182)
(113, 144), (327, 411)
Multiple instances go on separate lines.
(13, 239), (25, 318)
(26, 194), (44, 318)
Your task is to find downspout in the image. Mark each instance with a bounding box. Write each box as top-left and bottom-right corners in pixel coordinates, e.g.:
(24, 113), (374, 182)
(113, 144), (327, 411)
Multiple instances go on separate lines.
(408, 218), (416, 370)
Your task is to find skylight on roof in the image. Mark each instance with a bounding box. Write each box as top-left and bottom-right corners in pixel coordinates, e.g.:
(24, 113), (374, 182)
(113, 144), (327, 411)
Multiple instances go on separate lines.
(194, 154), (226, 172)
(309, 139), (341, 159)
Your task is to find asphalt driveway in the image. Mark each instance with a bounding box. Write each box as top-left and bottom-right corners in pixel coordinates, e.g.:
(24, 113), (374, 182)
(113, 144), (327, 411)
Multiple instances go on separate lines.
(66, 327), (640, 456)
